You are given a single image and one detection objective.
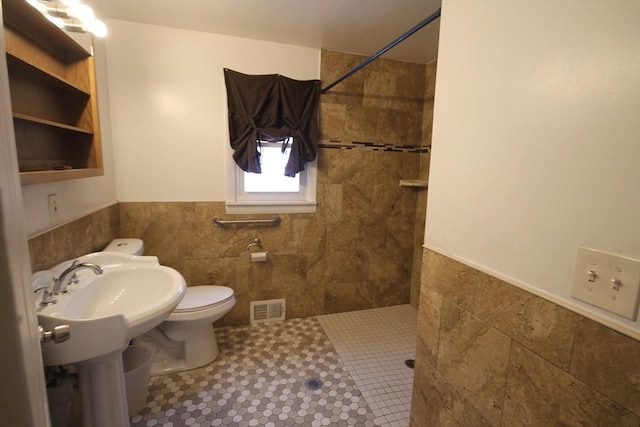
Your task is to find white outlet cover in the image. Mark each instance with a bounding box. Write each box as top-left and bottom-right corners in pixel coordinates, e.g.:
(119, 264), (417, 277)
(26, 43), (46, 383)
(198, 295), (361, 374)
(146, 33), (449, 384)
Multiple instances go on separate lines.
(571, 246), (640, 320)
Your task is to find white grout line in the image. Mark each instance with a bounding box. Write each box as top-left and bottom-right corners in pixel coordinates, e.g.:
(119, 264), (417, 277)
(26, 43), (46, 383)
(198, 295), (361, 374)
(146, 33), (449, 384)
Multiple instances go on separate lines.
(318, 305), (418, 427)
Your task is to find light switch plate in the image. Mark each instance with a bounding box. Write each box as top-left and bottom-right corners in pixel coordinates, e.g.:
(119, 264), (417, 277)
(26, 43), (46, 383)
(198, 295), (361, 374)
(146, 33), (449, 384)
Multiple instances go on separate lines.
(571, 246), (640, 320)
(48, 193), (59, 223)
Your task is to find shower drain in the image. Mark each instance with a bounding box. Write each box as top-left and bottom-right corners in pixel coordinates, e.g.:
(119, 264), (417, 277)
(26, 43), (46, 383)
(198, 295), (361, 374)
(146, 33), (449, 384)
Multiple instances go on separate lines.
(304, 377), (323, 390)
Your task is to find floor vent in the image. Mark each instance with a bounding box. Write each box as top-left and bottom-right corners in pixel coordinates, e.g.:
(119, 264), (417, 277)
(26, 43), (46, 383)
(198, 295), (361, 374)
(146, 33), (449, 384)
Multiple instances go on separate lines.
(250, 299), (286, 325)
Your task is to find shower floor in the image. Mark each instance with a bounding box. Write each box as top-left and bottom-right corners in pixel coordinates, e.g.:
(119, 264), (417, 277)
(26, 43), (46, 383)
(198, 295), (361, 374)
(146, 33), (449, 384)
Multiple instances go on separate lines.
(130, 304), (418, 427)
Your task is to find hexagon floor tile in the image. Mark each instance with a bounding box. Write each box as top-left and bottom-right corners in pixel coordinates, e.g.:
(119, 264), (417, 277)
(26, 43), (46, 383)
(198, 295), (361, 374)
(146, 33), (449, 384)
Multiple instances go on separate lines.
(130, 305), (417, 427)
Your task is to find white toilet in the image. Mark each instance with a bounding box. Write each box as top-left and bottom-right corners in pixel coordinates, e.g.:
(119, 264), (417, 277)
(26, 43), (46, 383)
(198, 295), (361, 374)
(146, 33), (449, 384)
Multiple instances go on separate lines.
(104, 238), (236, 375)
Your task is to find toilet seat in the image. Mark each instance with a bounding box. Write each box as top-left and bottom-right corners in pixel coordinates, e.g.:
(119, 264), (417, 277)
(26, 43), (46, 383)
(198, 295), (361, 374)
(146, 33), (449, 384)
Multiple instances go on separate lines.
(165, 285), (236, 323)
(174, 285), (234, 313)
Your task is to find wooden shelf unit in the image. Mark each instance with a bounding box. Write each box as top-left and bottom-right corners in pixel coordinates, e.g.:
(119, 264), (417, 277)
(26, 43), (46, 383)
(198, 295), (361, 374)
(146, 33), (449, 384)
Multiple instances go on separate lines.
(2, 0), (103, 185)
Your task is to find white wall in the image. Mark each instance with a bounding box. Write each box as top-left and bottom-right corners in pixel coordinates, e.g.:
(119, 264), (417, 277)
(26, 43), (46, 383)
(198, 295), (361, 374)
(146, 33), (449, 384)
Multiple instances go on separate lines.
(426, 0), (640, 337)
(105, 20), (321, 202)
(22, 36), (118, 236)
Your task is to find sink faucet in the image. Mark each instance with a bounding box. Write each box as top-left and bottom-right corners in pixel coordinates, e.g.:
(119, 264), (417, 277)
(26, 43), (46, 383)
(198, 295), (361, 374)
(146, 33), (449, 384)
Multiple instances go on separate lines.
(40, 261), (103, 306)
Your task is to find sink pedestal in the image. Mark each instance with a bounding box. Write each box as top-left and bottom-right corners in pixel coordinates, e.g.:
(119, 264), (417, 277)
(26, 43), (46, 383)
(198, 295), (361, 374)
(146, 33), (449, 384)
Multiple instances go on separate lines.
(77, 346), (130, 427)
(33, 252), (187, 426)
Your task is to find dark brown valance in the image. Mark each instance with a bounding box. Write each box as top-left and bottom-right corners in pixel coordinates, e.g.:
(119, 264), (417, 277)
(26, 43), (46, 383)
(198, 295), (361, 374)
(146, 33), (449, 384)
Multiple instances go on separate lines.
(223, 68), (321, 177)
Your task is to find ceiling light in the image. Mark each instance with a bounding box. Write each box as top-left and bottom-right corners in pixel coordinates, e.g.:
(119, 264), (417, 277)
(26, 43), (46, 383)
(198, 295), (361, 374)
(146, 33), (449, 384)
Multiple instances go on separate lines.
(25, 0), (107, 38)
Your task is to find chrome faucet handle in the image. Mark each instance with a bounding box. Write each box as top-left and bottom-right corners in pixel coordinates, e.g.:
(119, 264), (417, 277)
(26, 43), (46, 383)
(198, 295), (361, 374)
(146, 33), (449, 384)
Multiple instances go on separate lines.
(67, 273), (79, 286)
(34, 278), (58, 305)
(40, 288), (57, 306)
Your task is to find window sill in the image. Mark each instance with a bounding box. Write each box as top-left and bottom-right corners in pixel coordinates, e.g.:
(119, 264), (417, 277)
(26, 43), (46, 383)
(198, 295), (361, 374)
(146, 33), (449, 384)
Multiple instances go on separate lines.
(225, 201), (317, 214)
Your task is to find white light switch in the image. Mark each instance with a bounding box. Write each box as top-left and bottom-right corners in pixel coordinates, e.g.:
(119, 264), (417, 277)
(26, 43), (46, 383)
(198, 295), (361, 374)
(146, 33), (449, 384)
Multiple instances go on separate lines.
(48, 193), (59, 223)
(571, 246), (640, 320)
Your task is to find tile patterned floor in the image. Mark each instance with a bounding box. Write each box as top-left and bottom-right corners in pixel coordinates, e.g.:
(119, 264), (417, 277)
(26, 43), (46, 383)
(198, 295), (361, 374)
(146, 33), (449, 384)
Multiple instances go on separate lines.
(318, 305), (418, 427)
(130, 305), (417, 427)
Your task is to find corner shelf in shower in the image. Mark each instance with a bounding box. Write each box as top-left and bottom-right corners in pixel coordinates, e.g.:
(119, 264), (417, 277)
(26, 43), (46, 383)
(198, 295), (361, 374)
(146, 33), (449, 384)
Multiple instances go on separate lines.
(399, 180), (429, 188)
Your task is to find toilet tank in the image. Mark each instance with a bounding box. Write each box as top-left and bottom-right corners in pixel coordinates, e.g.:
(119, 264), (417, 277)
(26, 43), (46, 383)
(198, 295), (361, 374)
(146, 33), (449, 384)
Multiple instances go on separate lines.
(103, 238), (144, 256)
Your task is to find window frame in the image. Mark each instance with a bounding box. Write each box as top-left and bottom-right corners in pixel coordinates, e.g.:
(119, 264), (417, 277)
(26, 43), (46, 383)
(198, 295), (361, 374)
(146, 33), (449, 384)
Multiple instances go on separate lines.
(225, 141), (317, 214)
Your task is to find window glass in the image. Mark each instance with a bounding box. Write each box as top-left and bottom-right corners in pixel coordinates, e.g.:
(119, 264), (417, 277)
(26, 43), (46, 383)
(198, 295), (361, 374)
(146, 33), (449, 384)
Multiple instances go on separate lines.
(243, 144), (300, 193)
(226, 139), (317, 214)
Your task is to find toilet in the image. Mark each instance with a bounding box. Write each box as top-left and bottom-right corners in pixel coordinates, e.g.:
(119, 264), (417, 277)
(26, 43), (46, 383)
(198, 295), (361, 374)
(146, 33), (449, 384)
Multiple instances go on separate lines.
(104, 238), (236, 375)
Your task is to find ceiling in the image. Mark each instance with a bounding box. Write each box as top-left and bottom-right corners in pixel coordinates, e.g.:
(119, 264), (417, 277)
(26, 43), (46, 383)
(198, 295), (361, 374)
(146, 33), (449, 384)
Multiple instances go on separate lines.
(91, 0), (442, 64)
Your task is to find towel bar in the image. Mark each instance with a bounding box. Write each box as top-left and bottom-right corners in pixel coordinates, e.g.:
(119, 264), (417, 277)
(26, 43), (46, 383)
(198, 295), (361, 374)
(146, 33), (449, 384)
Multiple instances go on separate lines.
(212, 216), (281, 227)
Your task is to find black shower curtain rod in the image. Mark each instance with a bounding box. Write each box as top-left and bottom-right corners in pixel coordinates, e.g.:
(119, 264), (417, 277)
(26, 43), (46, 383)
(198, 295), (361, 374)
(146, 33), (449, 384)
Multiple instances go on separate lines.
(321, 7), (442, 94)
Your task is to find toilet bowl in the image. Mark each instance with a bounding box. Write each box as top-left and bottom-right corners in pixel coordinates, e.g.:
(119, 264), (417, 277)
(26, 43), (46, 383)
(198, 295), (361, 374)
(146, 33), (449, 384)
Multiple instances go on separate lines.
(104, 239), (236, 375)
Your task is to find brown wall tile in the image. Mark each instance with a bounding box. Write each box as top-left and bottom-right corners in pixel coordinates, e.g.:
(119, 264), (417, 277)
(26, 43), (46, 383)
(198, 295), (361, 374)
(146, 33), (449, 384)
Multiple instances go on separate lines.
(474, 275), (578, 371)
(410, 359), (491, 427)
(571, 317), (640, 415)
(413, 250), (640, 427)
(28, 204), (119, 272)
(437, 301), (511, 425)
(503, 343), (639, 426)
(417, 285), (442, 368)
(422, 250), (480, 312)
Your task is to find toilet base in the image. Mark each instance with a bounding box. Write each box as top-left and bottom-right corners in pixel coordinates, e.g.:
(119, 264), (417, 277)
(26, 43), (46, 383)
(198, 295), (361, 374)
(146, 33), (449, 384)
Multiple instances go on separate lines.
(133, 322), (220, 376)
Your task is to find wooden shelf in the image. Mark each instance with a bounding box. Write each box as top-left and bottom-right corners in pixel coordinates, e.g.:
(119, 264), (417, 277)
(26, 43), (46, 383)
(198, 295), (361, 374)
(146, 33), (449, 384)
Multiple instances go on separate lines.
(6, 53), (91, 96)
(13, 113), (93, 134)
(3, 0), (103, 185)
(20, 168), (103, 186)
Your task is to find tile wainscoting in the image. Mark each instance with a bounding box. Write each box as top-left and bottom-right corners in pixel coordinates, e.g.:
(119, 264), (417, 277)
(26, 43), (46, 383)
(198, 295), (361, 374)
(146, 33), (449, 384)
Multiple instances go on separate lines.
(28, 203), (120, 272)
(411, 249), (640, 426)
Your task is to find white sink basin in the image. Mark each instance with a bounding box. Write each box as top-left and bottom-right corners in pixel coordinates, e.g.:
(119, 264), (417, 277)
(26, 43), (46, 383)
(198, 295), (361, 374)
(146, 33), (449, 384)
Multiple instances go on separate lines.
(34, 252), (186, 366)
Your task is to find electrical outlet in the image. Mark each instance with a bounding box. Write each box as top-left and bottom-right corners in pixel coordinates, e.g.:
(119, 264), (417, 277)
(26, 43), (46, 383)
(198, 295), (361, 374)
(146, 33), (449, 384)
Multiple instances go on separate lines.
(571, 246), (640, 320)
(48, 194), (59, 222)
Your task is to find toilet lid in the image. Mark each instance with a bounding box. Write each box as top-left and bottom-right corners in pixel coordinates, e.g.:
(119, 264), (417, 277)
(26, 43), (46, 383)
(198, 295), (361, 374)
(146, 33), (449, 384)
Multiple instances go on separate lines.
(175, 286), (234, 312)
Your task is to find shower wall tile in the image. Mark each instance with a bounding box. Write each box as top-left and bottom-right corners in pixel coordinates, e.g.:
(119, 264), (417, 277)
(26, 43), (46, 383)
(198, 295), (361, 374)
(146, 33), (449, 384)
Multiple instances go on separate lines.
(324, 281), (373, 314)
(315, 183), (343, 219)
(411, 249), (640, 427)
(322, 148), (370, 186)
(360, 217), (387, 250)
(320, 50), (367, 106)
(367, 249), (400, 280)
(363, 278), (410, 307)
(377, 109), (423, 145)
(344, 105), (379, 142)
(327, 218), (359, 250)
(410, 60), (436, 309)
(320, 49), (426, 146)
(342, 183), (375, 218)
(421, 61), (437, 147)
(319, 102), (346, 140)
(270, 254), (307, 290)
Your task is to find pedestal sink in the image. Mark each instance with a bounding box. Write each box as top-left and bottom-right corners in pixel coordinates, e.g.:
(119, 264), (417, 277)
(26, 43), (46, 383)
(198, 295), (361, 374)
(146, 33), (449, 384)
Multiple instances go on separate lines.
(33, 252), (186, 426)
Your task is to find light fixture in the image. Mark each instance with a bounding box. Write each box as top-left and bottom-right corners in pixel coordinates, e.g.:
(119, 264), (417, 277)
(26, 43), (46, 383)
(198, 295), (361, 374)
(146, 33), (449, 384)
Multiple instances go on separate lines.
(25, 0), (107, 37)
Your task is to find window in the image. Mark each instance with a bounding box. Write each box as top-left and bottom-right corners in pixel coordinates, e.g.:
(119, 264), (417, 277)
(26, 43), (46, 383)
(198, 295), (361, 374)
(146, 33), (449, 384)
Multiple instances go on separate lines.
(226, 139), (317, 214)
